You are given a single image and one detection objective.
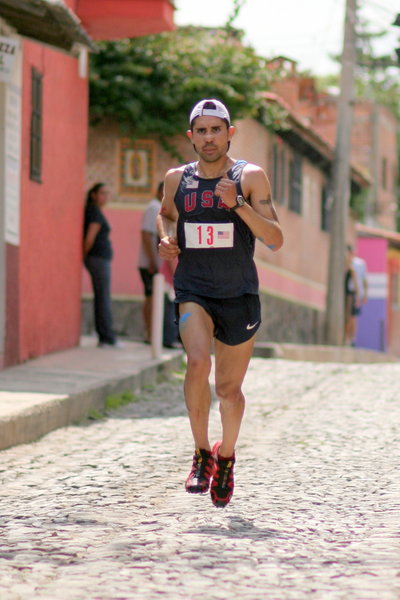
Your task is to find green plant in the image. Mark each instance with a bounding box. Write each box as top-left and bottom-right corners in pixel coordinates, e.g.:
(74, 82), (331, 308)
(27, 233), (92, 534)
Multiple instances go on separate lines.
(89, 25), (282, 157)
(105, 391), (137, 411)
(87, 408), (106, 421)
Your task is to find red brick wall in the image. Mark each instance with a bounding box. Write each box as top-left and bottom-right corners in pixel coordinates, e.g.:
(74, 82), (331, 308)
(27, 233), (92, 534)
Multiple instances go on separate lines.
(273, 75), (398, 231)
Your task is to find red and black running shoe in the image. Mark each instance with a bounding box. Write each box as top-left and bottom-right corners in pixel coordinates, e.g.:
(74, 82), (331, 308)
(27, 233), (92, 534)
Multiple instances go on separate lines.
(210, 441), (235, 508)
(185, 448), (215, 494)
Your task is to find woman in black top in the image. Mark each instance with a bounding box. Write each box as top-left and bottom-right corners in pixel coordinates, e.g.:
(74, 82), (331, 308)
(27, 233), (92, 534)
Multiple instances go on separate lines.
(83, 183), (116, 346)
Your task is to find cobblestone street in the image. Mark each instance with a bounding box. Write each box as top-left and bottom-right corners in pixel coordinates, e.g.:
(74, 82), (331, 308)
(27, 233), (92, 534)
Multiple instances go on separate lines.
(1, 357), (400, 600)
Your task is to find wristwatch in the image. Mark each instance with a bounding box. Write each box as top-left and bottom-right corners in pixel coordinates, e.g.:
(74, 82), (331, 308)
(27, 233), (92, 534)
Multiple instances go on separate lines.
(230, 195), (246, 211)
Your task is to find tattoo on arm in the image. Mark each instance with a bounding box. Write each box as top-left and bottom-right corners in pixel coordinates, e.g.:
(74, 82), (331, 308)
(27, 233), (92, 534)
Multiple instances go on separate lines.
(258, 195), (278, 221)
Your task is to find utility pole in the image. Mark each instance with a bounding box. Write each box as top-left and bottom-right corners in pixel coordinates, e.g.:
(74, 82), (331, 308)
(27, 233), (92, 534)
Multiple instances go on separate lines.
(325, 0), (358, 345)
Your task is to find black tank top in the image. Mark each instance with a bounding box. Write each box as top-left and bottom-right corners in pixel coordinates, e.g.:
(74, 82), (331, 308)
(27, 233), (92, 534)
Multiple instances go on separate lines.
(173, 160), (259, 299)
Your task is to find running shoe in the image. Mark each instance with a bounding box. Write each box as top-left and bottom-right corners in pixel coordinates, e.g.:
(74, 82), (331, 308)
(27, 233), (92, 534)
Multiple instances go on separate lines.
(185, 448), (215, 494)
(210, 441), (235, 508)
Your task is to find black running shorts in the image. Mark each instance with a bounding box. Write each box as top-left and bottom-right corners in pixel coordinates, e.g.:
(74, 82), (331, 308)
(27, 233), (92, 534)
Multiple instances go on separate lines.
(176, 293), (261, 346)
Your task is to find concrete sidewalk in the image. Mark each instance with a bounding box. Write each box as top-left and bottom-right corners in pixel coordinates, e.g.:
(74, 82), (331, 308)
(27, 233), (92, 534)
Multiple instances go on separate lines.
(0, 336), (184, 451)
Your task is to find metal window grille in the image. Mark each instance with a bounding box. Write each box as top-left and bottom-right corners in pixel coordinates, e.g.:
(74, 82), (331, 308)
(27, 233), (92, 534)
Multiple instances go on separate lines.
(272, 144), (279, 201)
(289, 153), (302, 213)
(321, 185), (330, 232)
(279, 148), (286, 203)
(381, 158), (387, 191)
(30, 67), (42, 182)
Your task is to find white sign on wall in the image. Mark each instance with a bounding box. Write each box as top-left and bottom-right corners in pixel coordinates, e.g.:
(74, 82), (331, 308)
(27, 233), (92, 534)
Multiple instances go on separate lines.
(3, 36), (22, 246)
(0, 36), (18, 83)
(4, 83), (21, 246)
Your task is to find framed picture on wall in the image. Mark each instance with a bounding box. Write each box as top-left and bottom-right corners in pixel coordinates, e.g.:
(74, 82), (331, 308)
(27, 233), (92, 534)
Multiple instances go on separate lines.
(119, 139), (156, 197)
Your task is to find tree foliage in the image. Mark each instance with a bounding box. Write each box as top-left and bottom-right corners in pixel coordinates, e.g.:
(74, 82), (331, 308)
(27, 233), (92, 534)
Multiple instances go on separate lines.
(320, 24), (400, 119)
(354, 22), (400, 118)
(89, 26), (284, 148)
(355, 25), (400, 228)
(317, 24), (400, 227)
(225, 0), (247, 31)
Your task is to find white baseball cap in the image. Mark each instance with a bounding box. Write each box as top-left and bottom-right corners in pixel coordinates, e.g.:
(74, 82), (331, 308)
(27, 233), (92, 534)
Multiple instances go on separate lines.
(189, 99), (231, 126)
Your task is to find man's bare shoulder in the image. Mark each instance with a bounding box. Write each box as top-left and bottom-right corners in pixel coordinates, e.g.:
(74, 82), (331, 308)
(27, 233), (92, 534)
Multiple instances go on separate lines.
(165, 165), (187, 183)
(241, 162), (269, 189)
(242, 162), (266, 177)
(239, 161), (271, 203)
(164, 166), (187, 203)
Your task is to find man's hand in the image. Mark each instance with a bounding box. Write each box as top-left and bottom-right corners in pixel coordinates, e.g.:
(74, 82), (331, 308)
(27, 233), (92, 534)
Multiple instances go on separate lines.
(159, 236), (180, 261)
(214, 173), (237, 209)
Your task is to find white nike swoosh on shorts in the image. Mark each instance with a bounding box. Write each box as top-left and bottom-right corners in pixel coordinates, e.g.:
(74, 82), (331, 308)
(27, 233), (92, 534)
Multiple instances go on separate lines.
(246, 322), (259, 330)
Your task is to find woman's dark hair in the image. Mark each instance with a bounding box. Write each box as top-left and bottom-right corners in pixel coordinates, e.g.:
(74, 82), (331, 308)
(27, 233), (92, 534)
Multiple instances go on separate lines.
(85, 182), (106, 207)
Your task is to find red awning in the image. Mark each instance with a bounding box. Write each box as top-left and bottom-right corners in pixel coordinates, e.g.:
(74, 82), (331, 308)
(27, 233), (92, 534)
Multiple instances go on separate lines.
(76, 0), (175, 40)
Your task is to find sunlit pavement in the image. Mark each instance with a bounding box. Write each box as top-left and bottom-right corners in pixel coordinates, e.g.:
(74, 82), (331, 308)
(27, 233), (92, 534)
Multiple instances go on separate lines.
(0, 357), (399, 599)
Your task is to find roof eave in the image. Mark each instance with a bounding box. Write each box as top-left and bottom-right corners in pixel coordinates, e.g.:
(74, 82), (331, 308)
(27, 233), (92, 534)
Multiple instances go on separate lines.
(0, 0), (96, 53)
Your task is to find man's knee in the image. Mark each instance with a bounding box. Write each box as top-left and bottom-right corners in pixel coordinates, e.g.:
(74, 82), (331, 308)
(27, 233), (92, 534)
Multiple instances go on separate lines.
(215, 381), (242, 403)
(186, 353), (212, 377)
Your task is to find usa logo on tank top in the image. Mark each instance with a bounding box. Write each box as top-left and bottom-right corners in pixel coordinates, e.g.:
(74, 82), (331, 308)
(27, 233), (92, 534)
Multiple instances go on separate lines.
(184, 191), (229, 212)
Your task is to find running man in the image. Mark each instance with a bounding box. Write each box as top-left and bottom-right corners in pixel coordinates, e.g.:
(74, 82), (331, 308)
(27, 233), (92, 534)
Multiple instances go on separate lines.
(157, 99), (283, 507)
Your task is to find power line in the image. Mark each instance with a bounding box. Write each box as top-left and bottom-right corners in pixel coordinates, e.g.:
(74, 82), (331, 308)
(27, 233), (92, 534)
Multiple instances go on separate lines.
(363, 0), (399, 16)
(314, 0), (343, 72)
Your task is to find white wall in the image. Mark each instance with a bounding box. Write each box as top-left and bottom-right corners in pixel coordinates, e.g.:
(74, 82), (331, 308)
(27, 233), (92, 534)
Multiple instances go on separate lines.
(0, 27), (22, 363)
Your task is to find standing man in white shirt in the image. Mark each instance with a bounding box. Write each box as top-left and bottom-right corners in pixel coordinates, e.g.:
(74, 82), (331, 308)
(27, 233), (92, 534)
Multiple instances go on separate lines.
(346, 244), (368, 346)
(137, 182), (163, 343)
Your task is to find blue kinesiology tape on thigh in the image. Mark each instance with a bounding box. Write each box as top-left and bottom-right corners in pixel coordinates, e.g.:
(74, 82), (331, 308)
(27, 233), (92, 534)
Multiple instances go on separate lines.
(179, 312), (192, 326)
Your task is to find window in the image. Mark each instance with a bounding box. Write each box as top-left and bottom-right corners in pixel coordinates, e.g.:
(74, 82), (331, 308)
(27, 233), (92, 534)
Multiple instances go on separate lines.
(381, 157), (387, 190)
(321, 185), (330, 232)
(30, 67), (42, 182)
(289, 153), (302, 213)
(271, 143), (287, 204)
(390, 272), (400, 310)
(279, 148), (286, 203)
(393, 165), (398, 195)
(272, 144), (279, 201)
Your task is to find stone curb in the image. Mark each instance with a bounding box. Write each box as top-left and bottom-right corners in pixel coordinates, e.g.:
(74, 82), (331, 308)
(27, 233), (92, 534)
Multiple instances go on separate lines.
(0, 353), (184, 452)
(1, 342), (396, 453)
(253, 342), (398, 363)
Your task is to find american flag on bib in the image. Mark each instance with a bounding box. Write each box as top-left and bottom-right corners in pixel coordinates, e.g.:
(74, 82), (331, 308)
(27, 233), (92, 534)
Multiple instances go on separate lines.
(217, 231), (230, 239)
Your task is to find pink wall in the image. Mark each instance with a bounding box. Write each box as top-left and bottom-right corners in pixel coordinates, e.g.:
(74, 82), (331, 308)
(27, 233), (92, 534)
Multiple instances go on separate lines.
(355, 236), (388, 352)
(15, 40), (88, 362)
(82, 204), (329, 312)
(257, 261), (325, 309)
(356, 237), (387, 272)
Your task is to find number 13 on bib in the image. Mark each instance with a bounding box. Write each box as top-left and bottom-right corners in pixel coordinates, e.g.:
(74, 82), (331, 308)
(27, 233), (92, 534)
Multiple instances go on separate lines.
(184, 222), (234, 249)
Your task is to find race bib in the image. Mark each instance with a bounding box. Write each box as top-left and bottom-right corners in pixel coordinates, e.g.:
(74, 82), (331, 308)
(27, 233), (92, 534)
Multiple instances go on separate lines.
(184, 222), (234, 249)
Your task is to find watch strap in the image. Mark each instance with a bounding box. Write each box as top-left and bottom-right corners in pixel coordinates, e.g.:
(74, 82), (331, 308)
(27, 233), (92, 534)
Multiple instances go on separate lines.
(231, 195), (246, 211)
